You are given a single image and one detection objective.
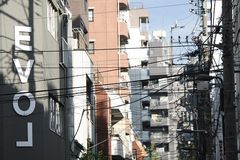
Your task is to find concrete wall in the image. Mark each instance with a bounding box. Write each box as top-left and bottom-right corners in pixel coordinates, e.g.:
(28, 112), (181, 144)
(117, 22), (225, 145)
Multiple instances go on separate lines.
(68, 50), (94, 149)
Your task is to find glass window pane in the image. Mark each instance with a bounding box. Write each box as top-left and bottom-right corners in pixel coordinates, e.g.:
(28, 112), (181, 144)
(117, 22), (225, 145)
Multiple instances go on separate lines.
(89, 41), (94, 54)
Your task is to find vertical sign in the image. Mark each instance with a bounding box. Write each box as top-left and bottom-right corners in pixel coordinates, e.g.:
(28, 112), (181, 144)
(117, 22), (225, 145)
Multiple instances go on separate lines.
(13, 26), (35, 147)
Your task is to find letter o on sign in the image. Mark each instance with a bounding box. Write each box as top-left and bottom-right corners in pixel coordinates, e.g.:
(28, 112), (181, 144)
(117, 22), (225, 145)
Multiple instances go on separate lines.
(13, 92), (36, 116)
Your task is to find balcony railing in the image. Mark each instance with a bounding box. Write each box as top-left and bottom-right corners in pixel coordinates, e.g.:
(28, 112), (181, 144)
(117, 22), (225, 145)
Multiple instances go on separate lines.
(151, 116), (169, 127)
(150, 100), (169, 110)
(150, 132), (169, 140)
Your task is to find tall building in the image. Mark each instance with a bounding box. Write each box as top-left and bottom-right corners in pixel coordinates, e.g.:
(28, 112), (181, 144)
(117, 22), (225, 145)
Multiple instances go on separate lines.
(147, 31), (182, 160)
(0, 0), (97, 159)
(126, 2), (150, 159)
(88, 0), (133, 159)
(0, 0), (70, 159)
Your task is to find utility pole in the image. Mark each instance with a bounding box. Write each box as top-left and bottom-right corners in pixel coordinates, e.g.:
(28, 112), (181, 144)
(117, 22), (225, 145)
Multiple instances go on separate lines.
(197, 0), (212, 159)
(203, 1), (212, 159)
(222, 0), (238, 159)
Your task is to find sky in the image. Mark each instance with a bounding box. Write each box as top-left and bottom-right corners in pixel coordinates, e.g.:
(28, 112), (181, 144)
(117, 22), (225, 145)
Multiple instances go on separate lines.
(130, 0), (201, 62)
(131, 0), (201, 41)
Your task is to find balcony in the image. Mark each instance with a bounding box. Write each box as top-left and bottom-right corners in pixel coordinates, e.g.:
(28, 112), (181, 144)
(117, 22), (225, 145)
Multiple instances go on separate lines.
(72, 29), (88, 50)
(68, 0), (88, 32)
(112, 137), (124, 159)
(151, 132), (169, 142)
(119, 0), (129, 10)
(150, 99), (169, 110)
(112, 109), (124, 125)
(148, 84), (169, 93)
(151, 116), (169, 127)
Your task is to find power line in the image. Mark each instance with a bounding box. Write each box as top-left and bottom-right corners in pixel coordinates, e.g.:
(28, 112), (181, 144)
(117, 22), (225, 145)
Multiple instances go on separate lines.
(1, 3), (190, 23)
(0, 77), (179, 119)
(0, 69), (206, 98)
(0, 44), (201, 54)
(0, 77), (178, 105)
(0, 56), (184, 86)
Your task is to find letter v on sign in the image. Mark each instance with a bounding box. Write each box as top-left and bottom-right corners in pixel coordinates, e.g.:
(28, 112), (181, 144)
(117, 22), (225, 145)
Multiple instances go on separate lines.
(13, 59), (34, 83)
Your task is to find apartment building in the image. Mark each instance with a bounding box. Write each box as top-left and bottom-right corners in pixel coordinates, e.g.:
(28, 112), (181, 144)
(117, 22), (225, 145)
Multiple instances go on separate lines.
(147, 31), (180, 160)
(126, 2), (150, 155)
(88, 0), (132, 159)
(0, 0), (69, 159)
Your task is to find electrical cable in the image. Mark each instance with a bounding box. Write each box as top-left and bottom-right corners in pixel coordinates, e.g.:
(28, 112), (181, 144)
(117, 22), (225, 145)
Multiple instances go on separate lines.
(70, 109), (85, 156)
(1, 3), (190, 23)
(68, 78), (180, 157)
(0, 44), (204, 54)
(0, 56), (184, 86)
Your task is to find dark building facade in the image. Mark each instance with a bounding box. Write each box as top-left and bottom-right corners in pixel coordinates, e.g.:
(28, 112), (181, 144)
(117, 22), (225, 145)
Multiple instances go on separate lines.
(0, 0), (69, 159)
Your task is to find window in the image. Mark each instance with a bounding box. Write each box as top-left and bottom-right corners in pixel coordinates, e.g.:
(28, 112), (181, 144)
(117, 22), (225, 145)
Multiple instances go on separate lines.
(49, 96), (63, 135)
(88, 9), (94, 22)
(141, 40), (148, 47)
(120, 67), (128, 72)
(150, 96), (160, 107)
(142, 121), (150, 130)
(88, 41), (95, 54)
(142, 80), (149, 89)
(86, 76), (94, 121)
(142, 100), (150, 109)
(47, 1), (58, 39)
(141, 60), (148, 68)
(139, 17), (149, 31)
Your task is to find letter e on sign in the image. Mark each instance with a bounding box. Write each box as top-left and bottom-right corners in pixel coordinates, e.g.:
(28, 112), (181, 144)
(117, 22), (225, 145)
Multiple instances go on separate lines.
(15, 26), (32, 51)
